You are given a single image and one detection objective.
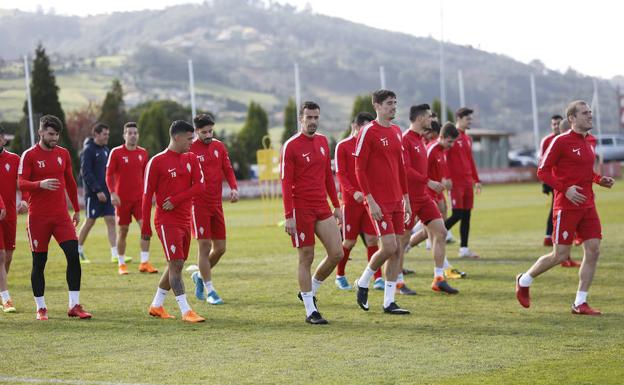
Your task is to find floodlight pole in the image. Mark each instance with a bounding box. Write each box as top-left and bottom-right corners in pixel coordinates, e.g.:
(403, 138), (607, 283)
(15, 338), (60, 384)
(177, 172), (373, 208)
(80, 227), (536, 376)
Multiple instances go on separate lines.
(530, 73), (540, 157)
(294, 62), (301, 129)
(379, 65), (386, 89)
(592, 78), (603, 165)
(439, 0), (447, 120)
(458, 69), (465, 108)
(188, 59), (197, 120)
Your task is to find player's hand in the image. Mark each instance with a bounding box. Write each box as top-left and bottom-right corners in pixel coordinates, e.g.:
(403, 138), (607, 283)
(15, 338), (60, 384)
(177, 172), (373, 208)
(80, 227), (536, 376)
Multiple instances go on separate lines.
(442, 178), (452, 191)
(598, 176), (615, 189)
(162, 197), (174, 211)
(284, 218), (296, 236)
(39, 178), (60, 191)
(72, 212), (80, 227)
(366, 195), (382, 221)
(353, 191), (364, 203)
(475, 182), (482, 194)
(96, 192), (107, 203)
(230, 189), (240, 203)
(17, 200), (28, 214)
(427, 180), (444, 193)
(111, 193), (121, 207)
(333, 207), (343, 226)
(565, 185), (587, 206)
(403, 196), (412, 224)
(0, 209), (5, 221)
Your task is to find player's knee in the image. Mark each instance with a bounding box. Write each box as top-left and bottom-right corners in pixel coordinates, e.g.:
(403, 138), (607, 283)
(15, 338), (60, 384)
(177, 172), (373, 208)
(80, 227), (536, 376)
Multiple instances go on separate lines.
(0, 250), (5, 264)
(119, 226), (129, 237)
(214, 244), (226, 257)
(382, 242), (397, 256)
(329, 247), (344, 263)
(552, 251), (569, 264)
(342, 239), (355, 250)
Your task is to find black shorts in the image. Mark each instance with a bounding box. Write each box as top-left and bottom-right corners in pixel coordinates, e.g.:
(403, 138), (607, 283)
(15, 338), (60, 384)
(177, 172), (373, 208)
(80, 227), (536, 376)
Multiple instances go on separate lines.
(85, 194), (115, 219)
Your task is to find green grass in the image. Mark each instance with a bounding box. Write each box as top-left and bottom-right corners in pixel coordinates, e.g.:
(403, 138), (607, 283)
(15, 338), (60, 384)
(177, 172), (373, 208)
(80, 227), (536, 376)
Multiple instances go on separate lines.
(1, 182), (623, 385)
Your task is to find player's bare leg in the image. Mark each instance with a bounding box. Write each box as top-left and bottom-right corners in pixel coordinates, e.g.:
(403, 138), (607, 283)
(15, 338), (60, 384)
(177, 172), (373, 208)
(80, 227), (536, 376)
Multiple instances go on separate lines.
(209, 239), (226, 268)
(77, 218), (96, 263)
(568, 238), (602, 314)
(150, 260), (203, 322)
(296, 245), (327, 323)
(396, 231), (417, 295)
(192, 239), (224, 304)
(312, 216), (343, 291)
(0, 249), (14, 312)
(427, 219), (458, 294)
(136, 220), (156, 273)
(516, 244), (571, 308)
(117, 225), (130, 259)
(336, 237), (357, 289)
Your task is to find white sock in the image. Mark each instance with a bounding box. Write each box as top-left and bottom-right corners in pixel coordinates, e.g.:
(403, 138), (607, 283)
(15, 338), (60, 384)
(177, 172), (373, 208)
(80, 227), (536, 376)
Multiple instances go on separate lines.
(78, 244), (84, 253)
(425, 239), (432, 249)
(397, 273), (404, 284)
(443, 257), (451, 269)
(357, 266), (375, 288)
(446, 230), (454, 241)
(117, 255), (126, 266)
(460, 247), (469, 254)
(111, 247), (118, 258)
(68, 291), (80, 308)
(383, 281), (397, 308)
(412, 221), (423, 234)
(34, 296), (46, 310)
(519, 273), (533, 287)
(300, 291), (316, 316)
(311, 277), (323, 295)
(151, 288), (168, 308)
(404, 243), (412, 253)
(0, 290), (10, 302)
(434, 267), (445, 278)
(203, 280), (214, 294)
(140, 251), (149, 263)
(175, 294), (191, 315)
(574, 291), (588, 306)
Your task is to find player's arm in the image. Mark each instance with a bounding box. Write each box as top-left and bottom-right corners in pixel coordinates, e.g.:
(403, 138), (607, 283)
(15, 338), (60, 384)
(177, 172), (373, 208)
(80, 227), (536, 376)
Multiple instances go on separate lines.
(105, 150), (120, 206)
(64, 151), (80, 214)
(335, 142), (358, 199)
(167, 156), (206, 208)
(467, 139), (482, 189)
(280, 143), (297, 235)
(537, 140), (564, 192)
(81, 146), (103, 194)
(221, 145), (239, 202)
(402, 142), (428, 185)
(323, 140), (339, 210)
(141, 158), (158, 238)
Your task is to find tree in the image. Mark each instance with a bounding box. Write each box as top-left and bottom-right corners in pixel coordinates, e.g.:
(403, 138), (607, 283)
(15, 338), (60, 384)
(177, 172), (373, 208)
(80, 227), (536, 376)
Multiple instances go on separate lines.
(98, 79), (128, 148)
(280, 98), (298, 144)
(137, 103), (169, 156)
(66, 101), (101, 150)
(128, 100), (194, 123)
(431, 98), (455, 123)
(12, 44), (78, 173)
(342, 94), (375, 138)
(238, 101), (268, 165)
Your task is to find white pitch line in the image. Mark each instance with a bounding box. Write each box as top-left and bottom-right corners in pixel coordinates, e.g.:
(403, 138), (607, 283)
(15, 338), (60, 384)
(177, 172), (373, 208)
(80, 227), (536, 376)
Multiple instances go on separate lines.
(0, 376), (157, 385)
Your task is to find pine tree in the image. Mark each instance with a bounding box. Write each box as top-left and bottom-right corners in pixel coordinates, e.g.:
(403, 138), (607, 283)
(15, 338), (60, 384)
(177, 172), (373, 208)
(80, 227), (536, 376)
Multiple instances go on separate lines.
(280, 98), (298, 144)
(342, 94), (375, 138)
(137, 103), (169, 156)
(12, 44), (78, 173)
(431, 98), (455, 124)
(238, 101), (269, 165)
(98, 79), (128, 148)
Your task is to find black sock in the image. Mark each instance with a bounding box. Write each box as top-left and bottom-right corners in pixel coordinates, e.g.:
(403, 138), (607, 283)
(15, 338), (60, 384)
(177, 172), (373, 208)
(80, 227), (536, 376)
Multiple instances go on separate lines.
(31, 252), (48, 297)
(445, 209), (463, 230)
(60, 240), (81, 291)
(460, 210), (471, 248)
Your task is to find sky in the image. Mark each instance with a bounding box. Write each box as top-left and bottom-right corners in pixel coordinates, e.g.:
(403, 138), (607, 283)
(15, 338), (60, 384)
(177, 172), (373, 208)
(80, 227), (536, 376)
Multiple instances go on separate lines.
(2, 0), (622, 79)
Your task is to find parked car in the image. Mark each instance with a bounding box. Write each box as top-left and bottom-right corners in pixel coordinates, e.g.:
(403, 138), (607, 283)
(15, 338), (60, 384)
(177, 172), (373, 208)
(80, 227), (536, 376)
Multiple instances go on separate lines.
(595, 134), (624, 162)
(508, 148), (538, 167)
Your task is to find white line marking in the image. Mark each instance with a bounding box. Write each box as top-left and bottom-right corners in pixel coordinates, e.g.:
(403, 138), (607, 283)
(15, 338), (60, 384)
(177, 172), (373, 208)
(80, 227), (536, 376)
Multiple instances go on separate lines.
(0, 376), (156, 385)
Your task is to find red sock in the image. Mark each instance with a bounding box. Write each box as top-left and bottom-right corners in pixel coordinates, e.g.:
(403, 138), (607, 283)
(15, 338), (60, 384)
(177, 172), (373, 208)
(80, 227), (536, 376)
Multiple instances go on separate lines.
(336, 246), (351, 276)
(367, 245), (382, 279)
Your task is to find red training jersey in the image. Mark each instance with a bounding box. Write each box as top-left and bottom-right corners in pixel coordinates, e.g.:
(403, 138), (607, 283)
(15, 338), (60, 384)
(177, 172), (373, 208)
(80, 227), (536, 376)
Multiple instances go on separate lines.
(335, 136), (364, 206)
(106, 144), (148, 203)
(426, 140), (450, 198)
(0, 149), (20, 221)
(190, 138), (237, 208)
(401, 129), (429, 203)
(141, 149), (205, 236)
(539, 132), (557, 161)
(446, 129), (480, 185)
(280, 132), (339, 219)
(537, 130), (601, 210)
(354, 121), (408, 204)
(18, 144), (80, 216)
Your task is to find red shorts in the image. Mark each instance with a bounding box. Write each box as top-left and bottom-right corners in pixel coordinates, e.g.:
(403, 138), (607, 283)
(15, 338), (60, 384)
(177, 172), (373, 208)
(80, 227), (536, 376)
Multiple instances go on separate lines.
(449, 183), (474, 210)
(291, 205), (333, 248)
(369, 201), (405, 237)
(27, 214), (78, 252)
(156, 224), (191, 261)
(342, 204), (376, 240)
(427, 189), (445, 203)
(0, 220), (16, 251)
(405, 198), (442, 229)
(116, 199), (142, 226)
(553, 207), (601, 245)
(192, 205), (226, 240)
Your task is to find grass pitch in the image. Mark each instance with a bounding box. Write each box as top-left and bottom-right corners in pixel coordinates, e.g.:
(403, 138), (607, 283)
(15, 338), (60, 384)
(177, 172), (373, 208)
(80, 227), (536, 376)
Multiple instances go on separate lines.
(1, 182), (623, 385)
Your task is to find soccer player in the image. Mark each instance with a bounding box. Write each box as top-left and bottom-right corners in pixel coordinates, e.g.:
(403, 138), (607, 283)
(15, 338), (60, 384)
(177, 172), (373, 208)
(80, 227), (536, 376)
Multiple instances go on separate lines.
(540, 114), (562, 247)
(143, 120), (206, 322)
(77, 123), (118, 265)
(281, 101), (343, 325)
(445, 108), (481, 259)
(334, 112), (383, 291)
(516, 100), (614, 315)
(189, 113), (239, 305)
(18, 115), (92, 320)
(399, 105), (458, 294)
(0, 125), (27, 313)
(106, 122), (157, 275)
(353, 90), (411, 315)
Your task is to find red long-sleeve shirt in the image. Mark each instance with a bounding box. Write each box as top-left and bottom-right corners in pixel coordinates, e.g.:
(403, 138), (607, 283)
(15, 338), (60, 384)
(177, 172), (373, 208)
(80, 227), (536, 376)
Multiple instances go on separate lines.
(334, 136), (364, 206)
(280, 132), (339, 219)
(401, 129), (429, 203)
(141, 149), (205, 237)
(354, 121), (408, 204)
(426, 140), (450, 198)
(537, 130), (601, 210)
(18, 144), (80, 216)
(106, 144), (148, 203)
(540, 132), (557, 160)
(0, 149), (20, 221)
(447, 129), (480, 185)
(190, 139), (238, 208)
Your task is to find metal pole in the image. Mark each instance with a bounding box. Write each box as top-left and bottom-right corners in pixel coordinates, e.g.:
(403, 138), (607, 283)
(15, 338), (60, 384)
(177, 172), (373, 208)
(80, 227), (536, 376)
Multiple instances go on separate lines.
(592, 78), (603, 165)
(379, 65), (386, 89)
(458, 69), (465, 107)
(24, 55), (35, 147)
(294, 62), (301, 129)
(530, 73), (540, 158)
(439, 1), (447, 121)
(188, 59), (197, 120)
